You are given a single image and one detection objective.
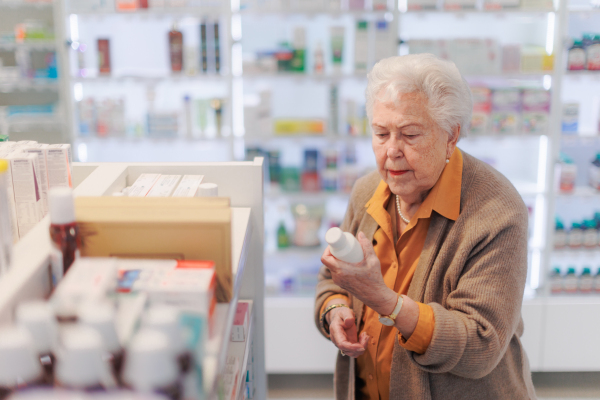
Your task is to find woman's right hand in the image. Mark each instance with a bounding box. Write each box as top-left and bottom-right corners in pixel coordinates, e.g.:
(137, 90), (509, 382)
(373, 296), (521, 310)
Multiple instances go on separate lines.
(328, 306), (370, 358)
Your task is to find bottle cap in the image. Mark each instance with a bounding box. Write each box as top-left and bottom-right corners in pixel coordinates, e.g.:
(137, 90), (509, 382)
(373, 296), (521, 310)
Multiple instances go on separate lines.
(48, 187), (76, 225)
(325, 227), (347, 251)
(567, 267), (576, 274)
(78, 301), (121, 354)
(196, 183), (218, 197)
(123, 329), (178, 392)
(15, 300), (58, 354)
(142, 305), (185, 353)
(0, 326), (43, 387)
(56, 326), (113, 389)
(583, 267), (591, 274)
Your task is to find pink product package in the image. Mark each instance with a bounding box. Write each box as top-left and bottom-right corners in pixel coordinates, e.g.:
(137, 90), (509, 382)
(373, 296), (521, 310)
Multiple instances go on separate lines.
(491, 89), (522, 134)
(231, 302), (249, 342)
(522, 89), (551, 134)
(469, 87), (492, 135)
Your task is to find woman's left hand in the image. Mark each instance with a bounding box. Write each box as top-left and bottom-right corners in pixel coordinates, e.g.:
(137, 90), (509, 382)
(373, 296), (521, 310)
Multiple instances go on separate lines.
(321, 232), (397, 315)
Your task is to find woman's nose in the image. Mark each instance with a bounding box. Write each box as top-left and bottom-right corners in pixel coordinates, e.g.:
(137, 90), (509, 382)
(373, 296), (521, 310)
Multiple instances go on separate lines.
(387, 144), (402, 158)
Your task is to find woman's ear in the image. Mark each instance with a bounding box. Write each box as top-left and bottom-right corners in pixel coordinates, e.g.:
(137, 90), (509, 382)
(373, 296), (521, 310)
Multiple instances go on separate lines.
(446, 125), (460, 158)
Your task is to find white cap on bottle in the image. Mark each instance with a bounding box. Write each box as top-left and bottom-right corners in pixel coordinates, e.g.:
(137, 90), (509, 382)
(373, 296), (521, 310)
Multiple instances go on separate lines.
(15, 300), (58, 354)
(78, 301), (121, 354)
(325, 227), (347, 252)
(48, 187), (76, 225)
(123, 329), (178, 392)
(0, 326), (43, 387)
(142, 305), (185, 354)
(196, 183), (218, 197)
(56, 326), (114, 389)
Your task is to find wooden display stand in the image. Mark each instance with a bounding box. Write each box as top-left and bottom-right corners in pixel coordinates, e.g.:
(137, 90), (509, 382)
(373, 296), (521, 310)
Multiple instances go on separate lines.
(0, 158), (266, 400)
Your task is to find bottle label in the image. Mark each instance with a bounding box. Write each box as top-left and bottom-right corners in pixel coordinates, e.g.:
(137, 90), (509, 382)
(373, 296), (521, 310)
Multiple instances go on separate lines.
(568, 48), (586, 70)
(554, 231), (567, 248)
(583, 230), (598, 248)
(568, 231), (583, 248)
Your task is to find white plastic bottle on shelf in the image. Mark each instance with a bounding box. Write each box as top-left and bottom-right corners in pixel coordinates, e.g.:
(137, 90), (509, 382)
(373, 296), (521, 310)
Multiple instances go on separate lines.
(554, 219), (567, 249)
(325, 227), (364, 263)
(0, 326), (44, 398)
(549, 267), (563, 295)
(593, 267), (600, 293)
(15, 301), (58, 385)
(122, 329), (181, 400)
(55, 326), (116, 391)
(579, 267), (594, 293)
(564, 267), (579, 294)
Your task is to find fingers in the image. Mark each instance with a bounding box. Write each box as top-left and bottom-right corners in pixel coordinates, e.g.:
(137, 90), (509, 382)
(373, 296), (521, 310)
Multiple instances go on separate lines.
(359, 332), (370, 350)
(357, 232), (376, 259)
(321, 246), (340, 272)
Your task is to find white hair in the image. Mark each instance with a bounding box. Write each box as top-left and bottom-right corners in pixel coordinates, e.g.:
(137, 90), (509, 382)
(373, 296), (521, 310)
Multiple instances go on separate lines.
(366, 54), (473, 139)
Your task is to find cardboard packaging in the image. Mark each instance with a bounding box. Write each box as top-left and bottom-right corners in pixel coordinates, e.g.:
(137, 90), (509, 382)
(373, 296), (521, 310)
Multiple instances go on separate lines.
(117, 259), (216, 337)
(75, 196), (233, 302)
(172, 175), (205, 197)
(21, 144), (50, 216)
(51, 257), (118, 320)
(129, 173), (161, 197)
(231, 302), (249, 342)
(6, 152), (43, 238)
(146, 175), (182, 197)
(46, 144), (73, 189)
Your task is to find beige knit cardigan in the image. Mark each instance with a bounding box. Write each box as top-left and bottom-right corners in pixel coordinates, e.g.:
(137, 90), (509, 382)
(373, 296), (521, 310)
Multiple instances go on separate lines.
(314, 151), (537, 400)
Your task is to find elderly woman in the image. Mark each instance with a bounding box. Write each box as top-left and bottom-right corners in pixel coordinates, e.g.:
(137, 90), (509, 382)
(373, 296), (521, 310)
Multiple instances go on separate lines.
(315, 53), (536, 400)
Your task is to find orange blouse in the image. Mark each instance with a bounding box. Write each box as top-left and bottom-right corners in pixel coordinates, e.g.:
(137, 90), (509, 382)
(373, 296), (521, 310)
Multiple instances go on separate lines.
(322, 148), (463, 400)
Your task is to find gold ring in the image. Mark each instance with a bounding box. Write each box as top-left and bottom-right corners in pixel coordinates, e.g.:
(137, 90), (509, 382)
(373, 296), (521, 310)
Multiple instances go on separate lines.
(341, 350), (346, 356)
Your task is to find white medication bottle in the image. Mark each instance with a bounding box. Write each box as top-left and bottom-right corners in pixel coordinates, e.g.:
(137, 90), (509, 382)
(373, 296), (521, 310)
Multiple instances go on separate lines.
(325, 227), (364, 263)
(122, 329), (181, 400)
(15, 301), (58, 385)
(579, 267), (594, 294)
(549, 267), (563, 295)
(593, 267), (600, 293)
(0, 326), (44, 398)
(563, 267), (579, 294)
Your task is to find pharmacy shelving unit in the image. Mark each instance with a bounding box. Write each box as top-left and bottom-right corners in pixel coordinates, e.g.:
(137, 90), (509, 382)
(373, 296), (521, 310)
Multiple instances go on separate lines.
(0, 157), (267, 400)
(57, 1), (242, 162)
(0, 0), (70, 143)
(47, 0), (600, 375)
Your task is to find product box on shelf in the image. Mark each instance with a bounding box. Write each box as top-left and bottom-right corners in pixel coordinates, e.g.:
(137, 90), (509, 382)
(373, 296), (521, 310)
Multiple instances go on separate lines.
(231, 301), (249, 342)
(491, 89), (521, 134)
(172, 175), (205, 197)
(46, 144), (73, 189)
(74, 196), (233, 302)
(146, 175), (182, 197)
(521, 89), (551, 134)
(6, 152), (43, 239)
(117, 259), (217, 337)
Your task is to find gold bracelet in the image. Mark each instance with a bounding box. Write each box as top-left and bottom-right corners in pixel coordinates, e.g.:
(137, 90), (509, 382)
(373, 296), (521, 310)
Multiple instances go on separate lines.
(320, 303), (349, 336)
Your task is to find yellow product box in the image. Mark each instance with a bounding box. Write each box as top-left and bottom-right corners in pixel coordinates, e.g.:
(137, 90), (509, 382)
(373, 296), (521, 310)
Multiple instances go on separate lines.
(75, 197), (233, 302)
(274, 119), (325, 135)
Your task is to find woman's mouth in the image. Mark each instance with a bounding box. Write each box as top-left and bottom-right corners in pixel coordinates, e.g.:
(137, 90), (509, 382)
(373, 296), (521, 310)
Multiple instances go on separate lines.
(388, 169), (409, 176)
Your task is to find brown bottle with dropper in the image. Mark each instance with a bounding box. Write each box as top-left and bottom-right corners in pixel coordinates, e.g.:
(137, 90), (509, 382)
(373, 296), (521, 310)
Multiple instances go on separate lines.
(48, 187), (80, 286)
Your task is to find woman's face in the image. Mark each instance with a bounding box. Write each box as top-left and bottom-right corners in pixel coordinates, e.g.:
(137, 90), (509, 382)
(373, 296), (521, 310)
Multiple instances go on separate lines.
(371, 91), (458, 204)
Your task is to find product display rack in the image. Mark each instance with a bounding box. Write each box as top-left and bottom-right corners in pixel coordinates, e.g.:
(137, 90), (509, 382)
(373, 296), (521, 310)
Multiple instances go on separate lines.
(0, 0), (69, 142)
(0, 157), (267, 400)
(11, 0), (598, 376)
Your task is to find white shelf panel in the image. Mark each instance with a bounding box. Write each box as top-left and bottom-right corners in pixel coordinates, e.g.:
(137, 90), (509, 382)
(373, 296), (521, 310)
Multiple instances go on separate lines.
(0, 1), (53, 9)
(556, 186), (600, 197)
(0, 79), (59, 92)
(0, 41), (56, 50)
(203, 208), (252, 399)
(226, 301), (254, 400)
(69, 7), (228, 17)
(73, 74), (230, 84)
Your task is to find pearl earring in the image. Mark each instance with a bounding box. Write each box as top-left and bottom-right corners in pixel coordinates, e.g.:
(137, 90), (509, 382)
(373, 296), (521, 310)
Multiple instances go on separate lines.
(446, 159), (450, 164)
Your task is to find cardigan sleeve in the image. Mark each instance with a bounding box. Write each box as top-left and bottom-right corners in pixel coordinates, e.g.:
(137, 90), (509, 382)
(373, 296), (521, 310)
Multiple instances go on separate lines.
(407, 205), (529, 379)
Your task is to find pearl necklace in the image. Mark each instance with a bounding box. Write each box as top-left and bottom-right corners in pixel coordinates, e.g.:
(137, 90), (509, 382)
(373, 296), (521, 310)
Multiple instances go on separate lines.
(396, 195), (410, 224)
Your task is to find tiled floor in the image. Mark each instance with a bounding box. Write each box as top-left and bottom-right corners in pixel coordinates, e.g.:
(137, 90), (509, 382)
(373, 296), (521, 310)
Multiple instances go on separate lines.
(267, 373), (600, 400)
